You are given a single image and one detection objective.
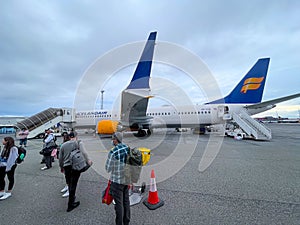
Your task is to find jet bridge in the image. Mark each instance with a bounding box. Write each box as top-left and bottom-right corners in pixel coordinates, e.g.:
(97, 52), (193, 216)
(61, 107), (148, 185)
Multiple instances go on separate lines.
(15, 107), (76, 139)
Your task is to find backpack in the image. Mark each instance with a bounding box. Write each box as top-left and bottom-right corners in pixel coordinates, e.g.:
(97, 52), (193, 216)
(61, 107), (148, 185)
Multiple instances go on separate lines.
(16, 146), (26, 164)
(70, 141), (89, 172)
(125, 147), (143, 183)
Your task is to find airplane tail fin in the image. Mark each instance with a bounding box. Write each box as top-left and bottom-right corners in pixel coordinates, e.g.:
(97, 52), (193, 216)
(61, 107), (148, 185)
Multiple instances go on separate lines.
(126, 31), (157, 90)
(121, 32), (157, 127)
(209, 58), (270, 104)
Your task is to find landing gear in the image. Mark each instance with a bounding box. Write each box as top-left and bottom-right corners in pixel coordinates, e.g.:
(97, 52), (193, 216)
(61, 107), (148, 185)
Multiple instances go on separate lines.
(134, 129), (151, 137)
(147, 129), (152, 136)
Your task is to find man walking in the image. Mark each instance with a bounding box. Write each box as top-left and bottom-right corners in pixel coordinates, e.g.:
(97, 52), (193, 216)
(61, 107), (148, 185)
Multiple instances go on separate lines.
(59, 132), (92, 212)
(105, 132), (130, 225)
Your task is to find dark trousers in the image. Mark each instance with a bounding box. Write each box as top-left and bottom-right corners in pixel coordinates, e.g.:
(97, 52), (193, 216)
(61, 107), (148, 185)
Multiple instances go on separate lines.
(63, 165), (72, 186)
(44, 155), (52, 168)
(68, 169), (81, 206)
(110, 182), (130, 225)
(0, 164), (17, 191)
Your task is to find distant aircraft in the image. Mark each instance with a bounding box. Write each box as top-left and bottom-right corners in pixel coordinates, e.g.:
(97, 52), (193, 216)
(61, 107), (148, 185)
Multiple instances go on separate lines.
(75, 32), (300, 138)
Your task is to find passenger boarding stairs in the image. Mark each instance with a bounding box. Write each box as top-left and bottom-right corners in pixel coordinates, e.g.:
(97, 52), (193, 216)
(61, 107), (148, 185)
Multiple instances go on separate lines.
(16, 108), (75, 139)
(232, 108), (272, 140)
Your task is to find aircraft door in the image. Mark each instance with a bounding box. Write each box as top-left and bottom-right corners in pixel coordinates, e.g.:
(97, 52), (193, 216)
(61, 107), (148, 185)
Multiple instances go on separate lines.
(218, 105), (231, 120)
(217, 105), (224, 118)
(62, 108), (76, 122)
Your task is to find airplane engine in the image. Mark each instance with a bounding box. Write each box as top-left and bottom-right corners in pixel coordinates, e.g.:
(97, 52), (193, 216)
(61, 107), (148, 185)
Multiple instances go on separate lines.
(97, 120), (119, 135)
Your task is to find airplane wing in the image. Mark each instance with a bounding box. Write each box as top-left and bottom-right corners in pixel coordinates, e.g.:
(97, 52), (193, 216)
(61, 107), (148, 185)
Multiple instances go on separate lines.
(245, 93), (300, 110)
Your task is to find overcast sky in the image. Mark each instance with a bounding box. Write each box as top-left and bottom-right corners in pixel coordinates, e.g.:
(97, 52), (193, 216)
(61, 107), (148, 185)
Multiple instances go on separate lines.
(1, 0), (299, 118)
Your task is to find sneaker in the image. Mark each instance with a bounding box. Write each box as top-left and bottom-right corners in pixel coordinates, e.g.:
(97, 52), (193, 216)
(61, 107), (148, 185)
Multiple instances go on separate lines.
(61, 185), (68, 193)
(0, 192), (11, 200)
(62, 191), (69, 198)
(0, 191), (5, 197)
(41, 166), (48, 170)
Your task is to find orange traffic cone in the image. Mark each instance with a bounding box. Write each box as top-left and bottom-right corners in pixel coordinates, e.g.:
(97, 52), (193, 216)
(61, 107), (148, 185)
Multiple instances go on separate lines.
(143, 169), (164, 210)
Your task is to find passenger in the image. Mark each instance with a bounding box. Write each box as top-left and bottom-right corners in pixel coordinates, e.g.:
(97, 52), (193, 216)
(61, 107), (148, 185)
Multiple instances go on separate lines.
(59, 132), (93, 212)
(18, 128), (29, 147)
(70, 128), (78, 137)
(40, 130), (48, 164)
(60, 133), (71, 198)
(0, 137), (19, 200)
(41, 129), (56, 170)
(105, 132), (130, 225)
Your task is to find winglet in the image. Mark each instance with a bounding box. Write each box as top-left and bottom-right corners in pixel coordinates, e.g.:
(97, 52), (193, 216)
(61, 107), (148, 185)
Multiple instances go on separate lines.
(126, 31), (157, 89)
(208, 58), (270, 104)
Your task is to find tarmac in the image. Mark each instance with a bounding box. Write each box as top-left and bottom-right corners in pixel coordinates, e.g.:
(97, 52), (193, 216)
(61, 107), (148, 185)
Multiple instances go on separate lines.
(0, 123), (299, 225)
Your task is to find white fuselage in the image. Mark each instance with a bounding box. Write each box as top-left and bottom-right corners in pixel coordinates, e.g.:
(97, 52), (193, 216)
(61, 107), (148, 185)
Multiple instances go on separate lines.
(75, 103), (272, 129)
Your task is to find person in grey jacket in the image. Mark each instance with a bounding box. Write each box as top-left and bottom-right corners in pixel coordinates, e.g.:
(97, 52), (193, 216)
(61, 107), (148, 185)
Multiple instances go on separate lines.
(59, 132), (92, 212)
(0, 136), (19, 200)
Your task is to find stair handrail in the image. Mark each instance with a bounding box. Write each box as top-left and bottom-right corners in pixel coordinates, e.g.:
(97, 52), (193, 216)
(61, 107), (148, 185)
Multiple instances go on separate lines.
(239, 109), (272, 139)
(232, 112), (258, 138)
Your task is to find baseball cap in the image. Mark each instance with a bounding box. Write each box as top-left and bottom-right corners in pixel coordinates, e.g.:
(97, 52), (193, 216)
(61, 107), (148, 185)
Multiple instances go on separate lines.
(69, 132), (76, 138)
(112, 132), (123, 143)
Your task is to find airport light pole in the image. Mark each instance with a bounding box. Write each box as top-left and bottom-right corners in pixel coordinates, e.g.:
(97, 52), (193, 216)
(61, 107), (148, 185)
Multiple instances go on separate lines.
(101, 90), (104, 110)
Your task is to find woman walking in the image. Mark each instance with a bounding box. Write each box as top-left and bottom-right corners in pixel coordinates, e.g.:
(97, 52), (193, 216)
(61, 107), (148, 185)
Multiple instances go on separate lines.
(0, 136), (19, 200)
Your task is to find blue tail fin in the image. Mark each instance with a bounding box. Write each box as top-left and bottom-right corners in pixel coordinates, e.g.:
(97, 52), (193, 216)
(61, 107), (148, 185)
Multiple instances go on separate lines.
(209, 58), (270, 104)
(126, 31), (157, 89)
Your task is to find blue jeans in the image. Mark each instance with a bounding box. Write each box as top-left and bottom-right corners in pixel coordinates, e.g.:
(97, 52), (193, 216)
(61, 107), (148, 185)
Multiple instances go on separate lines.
(19, 138), (27, 146)
(110, 182), (130, 225)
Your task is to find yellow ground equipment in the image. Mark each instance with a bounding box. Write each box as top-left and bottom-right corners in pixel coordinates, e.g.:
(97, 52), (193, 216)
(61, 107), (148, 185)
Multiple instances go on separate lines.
(97, 120), (118, 134)
(137, 147), (151, 166)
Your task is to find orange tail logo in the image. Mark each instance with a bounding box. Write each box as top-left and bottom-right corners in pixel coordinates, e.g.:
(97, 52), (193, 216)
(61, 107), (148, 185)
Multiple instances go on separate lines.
(241, 77), (264, 93)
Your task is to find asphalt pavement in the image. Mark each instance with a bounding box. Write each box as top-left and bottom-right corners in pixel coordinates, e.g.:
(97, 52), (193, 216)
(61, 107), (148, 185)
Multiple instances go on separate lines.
(0, 123), (299, 225)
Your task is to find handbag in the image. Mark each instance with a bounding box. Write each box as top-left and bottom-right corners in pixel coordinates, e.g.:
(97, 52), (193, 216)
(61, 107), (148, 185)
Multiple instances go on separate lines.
(102, 180), (113, 205)
(51, 148), (58, 158)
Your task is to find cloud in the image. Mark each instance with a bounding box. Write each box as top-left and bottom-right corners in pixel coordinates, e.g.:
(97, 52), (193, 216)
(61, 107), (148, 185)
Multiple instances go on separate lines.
(0, 0), (299, 117)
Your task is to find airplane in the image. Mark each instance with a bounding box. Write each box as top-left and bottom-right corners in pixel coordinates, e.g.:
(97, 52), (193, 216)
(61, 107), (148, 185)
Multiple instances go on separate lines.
(75, 32), (300, 138)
